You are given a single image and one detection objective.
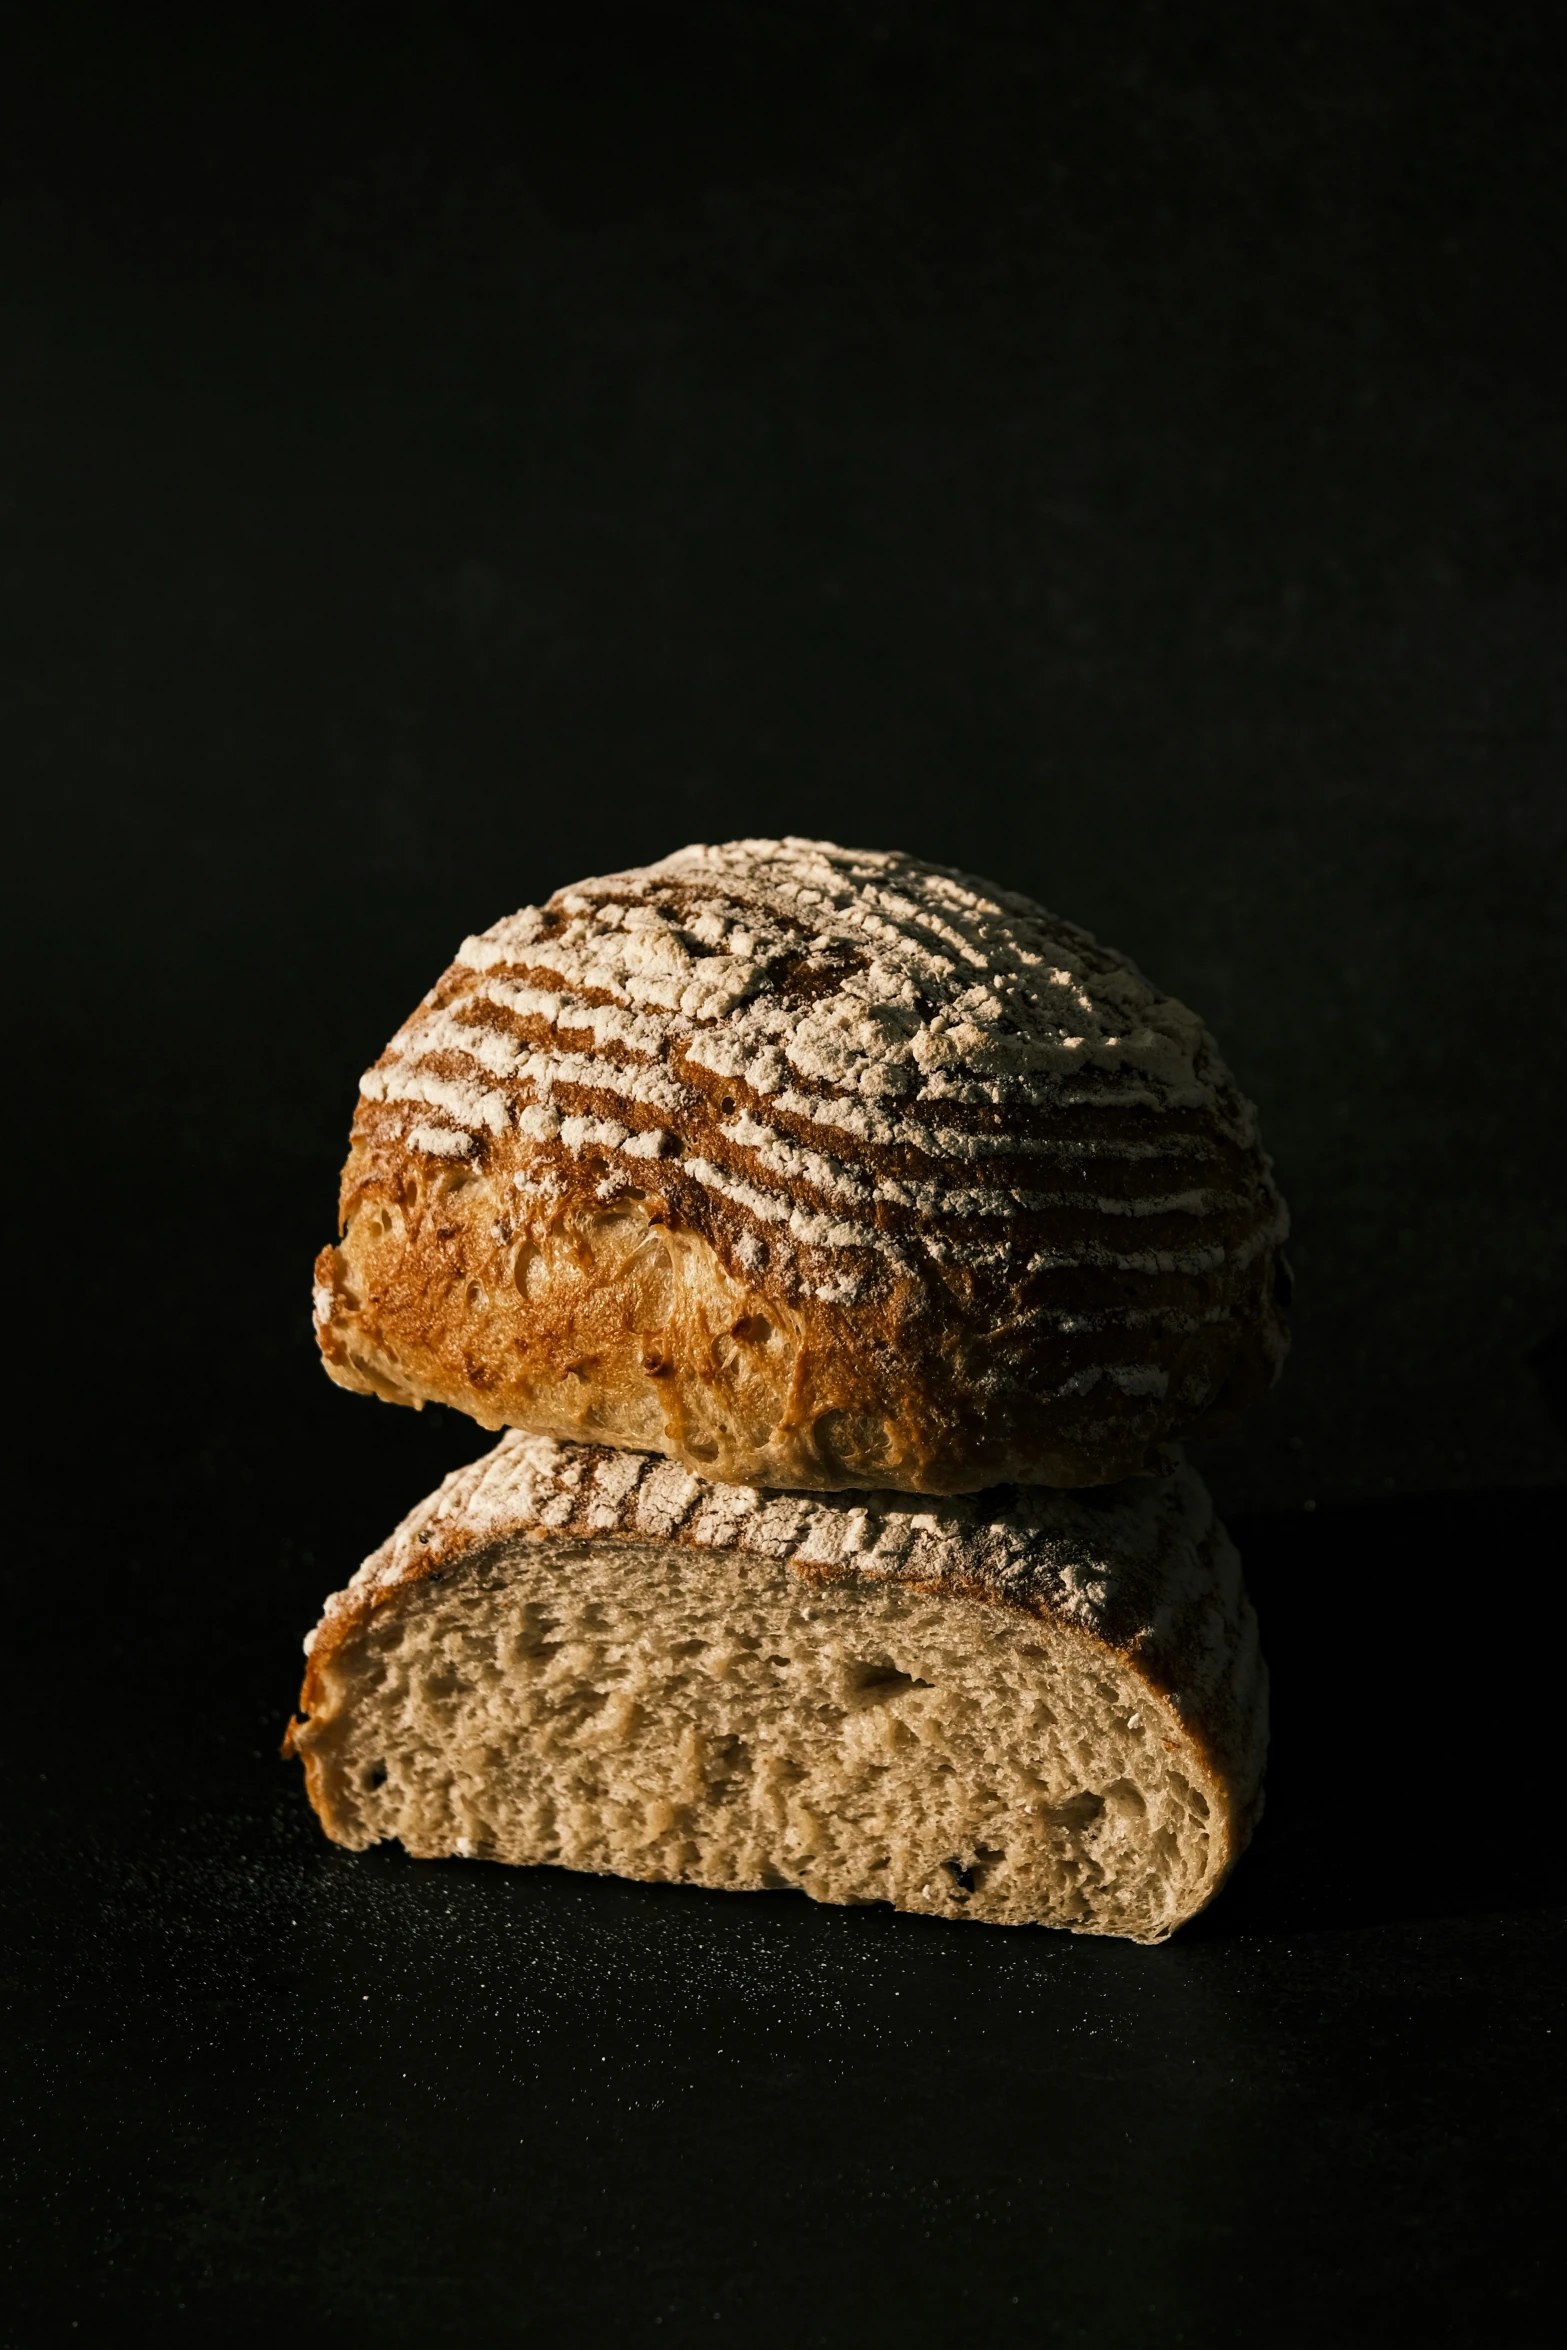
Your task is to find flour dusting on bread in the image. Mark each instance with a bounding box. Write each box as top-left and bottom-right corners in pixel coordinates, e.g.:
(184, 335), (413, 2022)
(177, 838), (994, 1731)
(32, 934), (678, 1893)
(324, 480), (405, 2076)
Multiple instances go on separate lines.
(316, 840), (1288, 1492)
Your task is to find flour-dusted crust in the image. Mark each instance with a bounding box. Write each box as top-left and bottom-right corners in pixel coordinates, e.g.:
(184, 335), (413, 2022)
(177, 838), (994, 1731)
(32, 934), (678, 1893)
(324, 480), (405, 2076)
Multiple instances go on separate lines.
(286, 1434), (1266, 1939)
(315, 839), (1289, 1491)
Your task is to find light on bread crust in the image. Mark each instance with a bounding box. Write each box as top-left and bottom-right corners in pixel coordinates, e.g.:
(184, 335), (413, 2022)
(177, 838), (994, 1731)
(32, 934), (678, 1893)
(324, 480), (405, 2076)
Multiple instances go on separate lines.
(286, 1433), (1267, 1943)
(314, 839), (1289, 1493)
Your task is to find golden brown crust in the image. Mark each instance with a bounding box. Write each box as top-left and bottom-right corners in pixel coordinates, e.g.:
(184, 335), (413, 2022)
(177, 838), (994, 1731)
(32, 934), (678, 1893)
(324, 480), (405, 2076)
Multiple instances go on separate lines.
(287, 1432), (1267, 1886)
(314, 840), (1289, 1492)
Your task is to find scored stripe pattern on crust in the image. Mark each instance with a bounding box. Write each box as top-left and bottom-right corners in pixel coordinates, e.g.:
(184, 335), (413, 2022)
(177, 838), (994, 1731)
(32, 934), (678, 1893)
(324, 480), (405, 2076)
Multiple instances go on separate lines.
(350, 838), (1287, 1335)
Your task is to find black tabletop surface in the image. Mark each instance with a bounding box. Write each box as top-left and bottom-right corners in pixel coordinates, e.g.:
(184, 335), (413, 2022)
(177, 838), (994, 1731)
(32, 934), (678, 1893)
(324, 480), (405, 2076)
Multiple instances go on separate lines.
(5, 7), (1564, 2343)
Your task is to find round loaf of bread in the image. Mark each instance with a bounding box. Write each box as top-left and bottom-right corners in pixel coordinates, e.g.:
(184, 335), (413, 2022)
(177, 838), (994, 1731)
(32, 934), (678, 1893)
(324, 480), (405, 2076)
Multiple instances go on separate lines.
(314, 838), (1289, 1492)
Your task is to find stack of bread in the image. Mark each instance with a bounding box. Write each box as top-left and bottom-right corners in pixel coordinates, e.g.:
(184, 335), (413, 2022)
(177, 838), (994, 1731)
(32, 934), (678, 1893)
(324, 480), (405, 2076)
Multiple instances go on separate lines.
(288, 839), (1289, 1942)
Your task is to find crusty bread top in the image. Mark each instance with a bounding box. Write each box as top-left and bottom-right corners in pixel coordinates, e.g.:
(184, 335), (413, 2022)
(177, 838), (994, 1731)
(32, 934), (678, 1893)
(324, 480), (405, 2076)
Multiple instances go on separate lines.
(346, 838), (1286, 1318)
(298, 1432), (1264, 1822)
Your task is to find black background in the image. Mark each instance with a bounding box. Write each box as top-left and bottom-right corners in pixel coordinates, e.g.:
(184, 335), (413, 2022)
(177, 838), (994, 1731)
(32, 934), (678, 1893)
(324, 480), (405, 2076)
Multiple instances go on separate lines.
(4, 5), (1564, 2342)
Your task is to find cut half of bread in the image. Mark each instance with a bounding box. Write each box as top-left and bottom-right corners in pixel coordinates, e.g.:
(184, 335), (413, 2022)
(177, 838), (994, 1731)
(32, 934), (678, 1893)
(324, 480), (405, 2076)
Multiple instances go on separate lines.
(286, 1434), (1266, 1942)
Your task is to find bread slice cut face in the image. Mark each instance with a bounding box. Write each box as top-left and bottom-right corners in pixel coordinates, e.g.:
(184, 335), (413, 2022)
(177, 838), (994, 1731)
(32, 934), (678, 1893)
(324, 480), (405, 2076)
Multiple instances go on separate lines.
(288, 1435), (1266, 1943)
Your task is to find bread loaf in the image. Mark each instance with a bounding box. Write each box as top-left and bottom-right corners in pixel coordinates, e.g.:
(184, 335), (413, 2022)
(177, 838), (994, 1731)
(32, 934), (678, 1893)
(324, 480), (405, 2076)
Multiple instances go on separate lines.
(285, 1432), (1266, 1942)
(315, 838), (1289, 1492)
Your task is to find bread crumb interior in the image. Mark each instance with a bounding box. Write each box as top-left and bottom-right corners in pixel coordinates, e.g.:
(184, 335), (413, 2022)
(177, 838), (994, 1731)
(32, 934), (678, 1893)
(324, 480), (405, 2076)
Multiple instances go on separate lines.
(302, 1538), (1224, 1942)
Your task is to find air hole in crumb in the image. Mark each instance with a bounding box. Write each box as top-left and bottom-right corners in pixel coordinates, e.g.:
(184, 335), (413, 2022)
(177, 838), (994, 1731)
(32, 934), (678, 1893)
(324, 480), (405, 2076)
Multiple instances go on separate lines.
(719, 1096), (736, 1114)
(1049, 1791), (1106, 1830)
(944, 1858), (975, 1893)
(688, 1438), (719, 1462)
(365, 1763), (388, 1791)
(732, 1313), (773, 1346)
(849, 1663), (930, 1704)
